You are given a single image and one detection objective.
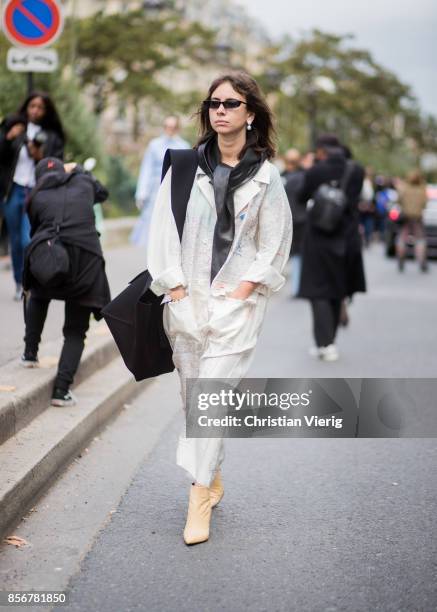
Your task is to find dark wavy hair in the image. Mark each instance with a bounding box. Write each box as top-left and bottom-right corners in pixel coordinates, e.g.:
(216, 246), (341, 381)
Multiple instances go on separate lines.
(195, 71), (276, 160)
(18, 91), (65, 140)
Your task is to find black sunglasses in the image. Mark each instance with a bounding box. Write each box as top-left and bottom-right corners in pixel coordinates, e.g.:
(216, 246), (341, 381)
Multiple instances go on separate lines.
(202, 98), (248, 110)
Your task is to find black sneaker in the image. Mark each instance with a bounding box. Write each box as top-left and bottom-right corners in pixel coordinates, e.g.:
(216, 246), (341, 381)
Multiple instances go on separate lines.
(21, 354), (39, 368)
(51, 388), (77, 407)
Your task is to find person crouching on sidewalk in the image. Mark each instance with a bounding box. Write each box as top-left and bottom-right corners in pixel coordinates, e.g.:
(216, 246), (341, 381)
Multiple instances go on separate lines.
(22, 157), (111, 407)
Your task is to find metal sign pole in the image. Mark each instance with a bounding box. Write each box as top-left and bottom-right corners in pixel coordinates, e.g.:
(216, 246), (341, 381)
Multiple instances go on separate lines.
(27, 71), (34, 95)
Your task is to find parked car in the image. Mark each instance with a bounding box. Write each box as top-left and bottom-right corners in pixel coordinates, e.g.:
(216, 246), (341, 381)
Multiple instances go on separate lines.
(385, 184), (437, 258)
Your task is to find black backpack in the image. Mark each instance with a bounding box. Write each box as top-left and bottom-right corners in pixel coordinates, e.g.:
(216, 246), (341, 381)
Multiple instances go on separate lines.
(102, 149), (198, 381)
(309, 161), (354, 233)
(28, 184), (70, 287)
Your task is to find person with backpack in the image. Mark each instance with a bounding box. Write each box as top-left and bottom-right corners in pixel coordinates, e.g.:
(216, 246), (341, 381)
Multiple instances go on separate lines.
(22, 158), (110, 407)
(297, 134), (364, 361)
(146, 71), (293, 545)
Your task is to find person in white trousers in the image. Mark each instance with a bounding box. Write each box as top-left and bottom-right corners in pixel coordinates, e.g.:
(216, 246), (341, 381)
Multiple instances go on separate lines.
(147, 71), (293, 545)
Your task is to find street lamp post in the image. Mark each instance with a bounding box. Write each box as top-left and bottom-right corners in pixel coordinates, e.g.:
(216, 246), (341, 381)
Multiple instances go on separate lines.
(215, 41), (232, 66)
(143, 0), (173, 9)
(307, 83), (318, 150)
(305, 76), (336, 149)
(274, 72), (336, 149)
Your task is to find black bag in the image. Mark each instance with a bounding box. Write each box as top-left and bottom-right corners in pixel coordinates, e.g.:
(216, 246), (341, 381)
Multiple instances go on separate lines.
(101, 269), (174, 381)
(102, 149), (198, 381)
(28, 185), (70, 287)
(309, 161), (354, 233)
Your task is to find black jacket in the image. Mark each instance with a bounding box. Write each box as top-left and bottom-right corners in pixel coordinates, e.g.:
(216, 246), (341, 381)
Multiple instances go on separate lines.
(282, 169), (306, 254)
(0, 117), (64, 203)
(23, 166), (111, 318)
(298, 151), (366, 299)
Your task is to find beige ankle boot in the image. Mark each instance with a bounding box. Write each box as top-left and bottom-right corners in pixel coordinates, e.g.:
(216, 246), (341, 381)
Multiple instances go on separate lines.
(183, 483), (212, 545)
(209, 470), (224, 508)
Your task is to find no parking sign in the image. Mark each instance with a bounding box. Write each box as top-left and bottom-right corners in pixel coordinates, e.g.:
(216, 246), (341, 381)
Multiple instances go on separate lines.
(2, 0), (64, 48)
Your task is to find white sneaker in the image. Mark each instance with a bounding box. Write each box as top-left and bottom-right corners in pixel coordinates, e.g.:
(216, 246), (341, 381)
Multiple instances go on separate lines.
(21, 354), (39, 368)
(14, 284), (22, 301)
(51, 389), (77, 407)
(318, 344), (339, 362)
(309, 346), (320, 358)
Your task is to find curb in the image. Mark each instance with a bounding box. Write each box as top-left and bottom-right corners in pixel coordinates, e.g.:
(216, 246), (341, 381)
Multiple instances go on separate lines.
(0, 357), (147, 541)
(0, 323), (118, 446)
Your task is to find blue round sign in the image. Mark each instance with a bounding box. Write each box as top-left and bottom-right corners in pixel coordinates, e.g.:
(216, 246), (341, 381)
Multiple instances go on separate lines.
(2, 0), (63, 48)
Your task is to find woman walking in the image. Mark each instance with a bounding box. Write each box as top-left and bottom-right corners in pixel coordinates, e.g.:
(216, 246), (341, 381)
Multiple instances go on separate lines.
(147, 72), (292, 545)
(0, 92), (65, 300)
(297, 135), (365, 362)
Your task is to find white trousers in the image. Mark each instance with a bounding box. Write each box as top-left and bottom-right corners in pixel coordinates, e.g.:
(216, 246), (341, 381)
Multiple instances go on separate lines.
(163, 292), (267, 487)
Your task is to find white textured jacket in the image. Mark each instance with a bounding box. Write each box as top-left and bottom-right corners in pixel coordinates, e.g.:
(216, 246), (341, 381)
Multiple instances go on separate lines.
(147, 159), (293, 303)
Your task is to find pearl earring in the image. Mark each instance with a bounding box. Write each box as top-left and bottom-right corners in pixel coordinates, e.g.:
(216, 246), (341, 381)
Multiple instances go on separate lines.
(247, 122), (252, 131)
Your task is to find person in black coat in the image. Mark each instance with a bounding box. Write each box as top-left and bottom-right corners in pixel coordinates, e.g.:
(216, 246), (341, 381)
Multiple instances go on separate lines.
(342, 145), (366, 298)
(281, 148), (307, 297)
(297, 134), (365, 361)
(22, 157), (111, 407)
(0, 92), (65, 300)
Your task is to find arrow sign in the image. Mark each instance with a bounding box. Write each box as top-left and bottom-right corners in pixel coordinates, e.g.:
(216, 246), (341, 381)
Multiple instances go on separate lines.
(2, 0), (64, 48)
(7, 47), (58, 72)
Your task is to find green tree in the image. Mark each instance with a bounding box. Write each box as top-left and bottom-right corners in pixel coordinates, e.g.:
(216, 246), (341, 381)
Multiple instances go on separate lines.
(0, 40), (27, 117)
(258, 30), (437, 174)
(59, 9), (217, 139)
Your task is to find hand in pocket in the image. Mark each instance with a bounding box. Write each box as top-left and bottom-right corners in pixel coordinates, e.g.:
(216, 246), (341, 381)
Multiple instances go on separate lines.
(206, 295), (257, 355)
(166, 296), (202, 344)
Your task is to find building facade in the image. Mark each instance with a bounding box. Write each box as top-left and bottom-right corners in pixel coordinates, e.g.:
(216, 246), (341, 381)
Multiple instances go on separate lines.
(60, 0), (269, 154)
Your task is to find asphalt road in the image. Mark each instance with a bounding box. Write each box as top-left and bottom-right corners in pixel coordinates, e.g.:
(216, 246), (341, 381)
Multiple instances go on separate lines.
(249, 244), (437, 378)
(1, 242), (437, 612)
(55, 422), (437, 612)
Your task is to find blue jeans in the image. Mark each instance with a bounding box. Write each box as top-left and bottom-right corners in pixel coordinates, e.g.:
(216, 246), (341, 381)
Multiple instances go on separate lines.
(3, 183), (31, 284)
(290, 254), (302, 297)
(359, 213), (374, 245)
